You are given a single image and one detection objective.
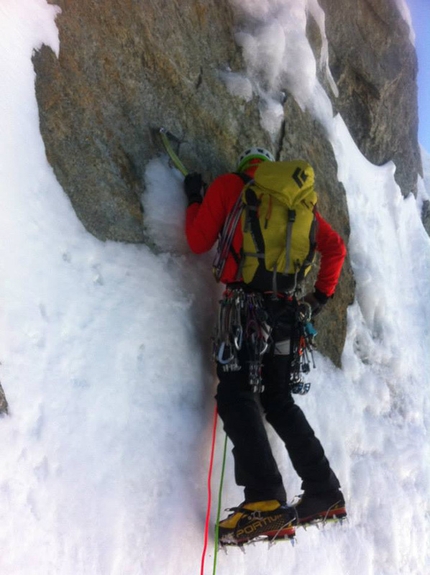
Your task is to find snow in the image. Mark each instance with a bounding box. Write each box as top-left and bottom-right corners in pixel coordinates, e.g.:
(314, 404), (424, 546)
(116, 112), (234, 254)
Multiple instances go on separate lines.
(0, 1), (429, 575)
(393, 0), (416, 44)
(225, 0), (338, 137)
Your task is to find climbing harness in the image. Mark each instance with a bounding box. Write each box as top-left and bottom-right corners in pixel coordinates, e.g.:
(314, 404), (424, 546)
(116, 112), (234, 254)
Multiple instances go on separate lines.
(213, 289), (317, 395)
(213, 288), (271, 393)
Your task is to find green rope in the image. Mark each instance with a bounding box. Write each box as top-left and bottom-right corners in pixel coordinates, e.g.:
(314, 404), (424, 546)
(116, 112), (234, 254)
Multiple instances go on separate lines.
(159, 128), (189, 177)
(212, 433), (228, 575)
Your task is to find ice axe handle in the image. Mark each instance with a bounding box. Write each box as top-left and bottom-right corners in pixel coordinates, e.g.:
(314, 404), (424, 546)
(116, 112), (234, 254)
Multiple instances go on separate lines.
(159, 128), (189, 177)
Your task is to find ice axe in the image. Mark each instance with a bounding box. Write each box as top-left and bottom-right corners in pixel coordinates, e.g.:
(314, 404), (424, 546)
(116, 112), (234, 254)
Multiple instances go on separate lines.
(158, 127), (189, 177)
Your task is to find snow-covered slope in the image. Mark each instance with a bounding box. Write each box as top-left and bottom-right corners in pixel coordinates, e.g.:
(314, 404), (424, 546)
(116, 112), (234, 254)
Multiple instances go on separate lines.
(0, 1), (429, 574)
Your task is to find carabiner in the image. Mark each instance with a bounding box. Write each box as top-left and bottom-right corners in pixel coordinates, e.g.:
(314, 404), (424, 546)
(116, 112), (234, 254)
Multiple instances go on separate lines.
(233, 326), (243, 350)
(217, 342), (235, 364)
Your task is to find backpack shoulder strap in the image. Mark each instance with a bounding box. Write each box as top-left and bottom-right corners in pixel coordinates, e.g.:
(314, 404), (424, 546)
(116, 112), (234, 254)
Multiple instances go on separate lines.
(233, 172), (253, 185)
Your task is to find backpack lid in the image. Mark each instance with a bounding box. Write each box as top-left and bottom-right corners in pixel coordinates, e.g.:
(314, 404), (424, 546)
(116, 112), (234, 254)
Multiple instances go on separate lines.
(252, 160), (316, 208)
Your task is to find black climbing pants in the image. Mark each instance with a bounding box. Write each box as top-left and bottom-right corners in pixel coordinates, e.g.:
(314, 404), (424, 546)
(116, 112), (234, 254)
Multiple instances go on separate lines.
(215, 297), (340, 503)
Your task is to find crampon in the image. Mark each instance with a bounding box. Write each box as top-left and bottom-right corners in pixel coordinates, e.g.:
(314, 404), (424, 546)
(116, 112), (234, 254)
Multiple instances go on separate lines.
(218, 501), (296, 547)
(295, 494), (347, 529)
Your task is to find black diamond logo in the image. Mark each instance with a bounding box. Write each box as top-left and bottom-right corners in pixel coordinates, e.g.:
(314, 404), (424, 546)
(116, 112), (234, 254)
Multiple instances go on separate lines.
(292, 168), (308, 188)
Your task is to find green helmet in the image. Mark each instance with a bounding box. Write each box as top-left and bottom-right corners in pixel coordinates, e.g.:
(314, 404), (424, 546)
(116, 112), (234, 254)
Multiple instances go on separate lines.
(236, 146), (275, 172)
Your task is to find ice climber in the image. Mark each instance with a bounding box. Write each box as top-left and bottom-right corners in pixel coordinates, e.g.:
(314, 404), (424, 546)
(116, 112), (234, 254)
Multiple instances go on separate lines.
(184, 147), (347, 545)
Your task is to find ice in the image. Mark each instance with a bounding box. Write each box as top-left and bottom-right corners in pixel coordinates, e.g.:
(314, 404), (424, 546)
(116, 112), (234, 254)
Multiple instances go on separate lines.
(392, 0), (415, 44)
(225, 0), (338, 137)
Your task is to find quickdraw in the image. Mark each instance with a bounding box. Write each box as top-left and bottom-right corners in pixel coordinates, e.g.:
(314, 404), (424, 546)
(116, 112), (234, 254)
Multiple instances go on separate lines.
(289, 301), (317, 395)
(213, 289), (271, 393)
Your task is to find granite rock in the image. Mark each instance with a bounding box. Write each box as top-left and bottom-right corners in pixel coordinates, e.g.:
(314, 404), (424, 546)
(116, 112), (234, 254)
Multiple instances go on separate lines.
(31, 0), (421, 367)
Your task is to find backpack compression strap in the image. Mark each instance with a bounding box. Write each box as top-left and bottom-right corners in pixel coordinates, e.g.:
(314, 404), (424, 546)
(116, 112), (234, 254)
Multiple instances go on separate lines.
(235, 186), (266, 282)
(284, 209), (296, 276)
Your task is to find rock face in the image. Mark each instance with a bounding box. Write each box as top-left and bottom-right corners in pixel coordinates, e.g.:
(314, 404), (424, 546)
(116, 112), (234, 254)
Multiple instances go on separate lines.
(31, 0), (421, 367)
(317, 0), (421, 196)
(34, 0), (249, 242)
(0, 383), (8, 416)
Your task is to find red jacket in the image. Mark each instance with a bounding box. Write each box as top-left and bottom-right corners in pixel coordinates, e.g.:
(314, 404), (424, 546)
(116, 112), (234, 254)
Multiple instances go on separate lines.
(185, 169), (346, 298)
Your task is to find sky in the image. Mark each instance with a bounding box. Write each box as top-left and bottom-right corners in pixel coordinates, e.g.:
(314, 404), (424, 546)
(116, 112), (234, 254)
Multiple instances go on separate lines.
(407, 0), (430, 152)
(0, 1), (429, 574)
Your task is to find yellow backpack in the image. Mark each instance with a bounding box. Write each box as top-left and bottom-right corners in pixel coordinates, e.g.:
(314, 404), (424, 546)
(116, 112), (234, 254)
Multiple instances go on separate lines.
(236, 160), (318, 293)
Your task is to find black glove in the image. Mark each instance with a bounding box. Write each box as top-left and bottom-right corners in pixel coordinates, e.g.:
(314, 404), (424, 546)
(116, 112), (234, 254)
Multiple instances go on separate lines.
(184, 173), (204, 206)
(303, 289), (329, 317)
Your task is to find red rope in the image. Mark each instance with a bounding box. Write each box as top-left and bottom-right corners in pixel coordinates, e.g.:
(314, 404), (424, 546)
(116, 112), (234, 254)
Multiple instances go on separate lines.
(200, 404), (218, 575)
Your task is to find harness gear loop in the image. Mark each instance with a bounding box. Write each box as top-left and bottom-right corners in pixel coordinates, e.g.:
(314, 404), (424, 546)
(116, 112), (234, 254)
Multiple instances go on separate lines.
(212, 288), (270, 392)
(213, 289), (317, 395)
